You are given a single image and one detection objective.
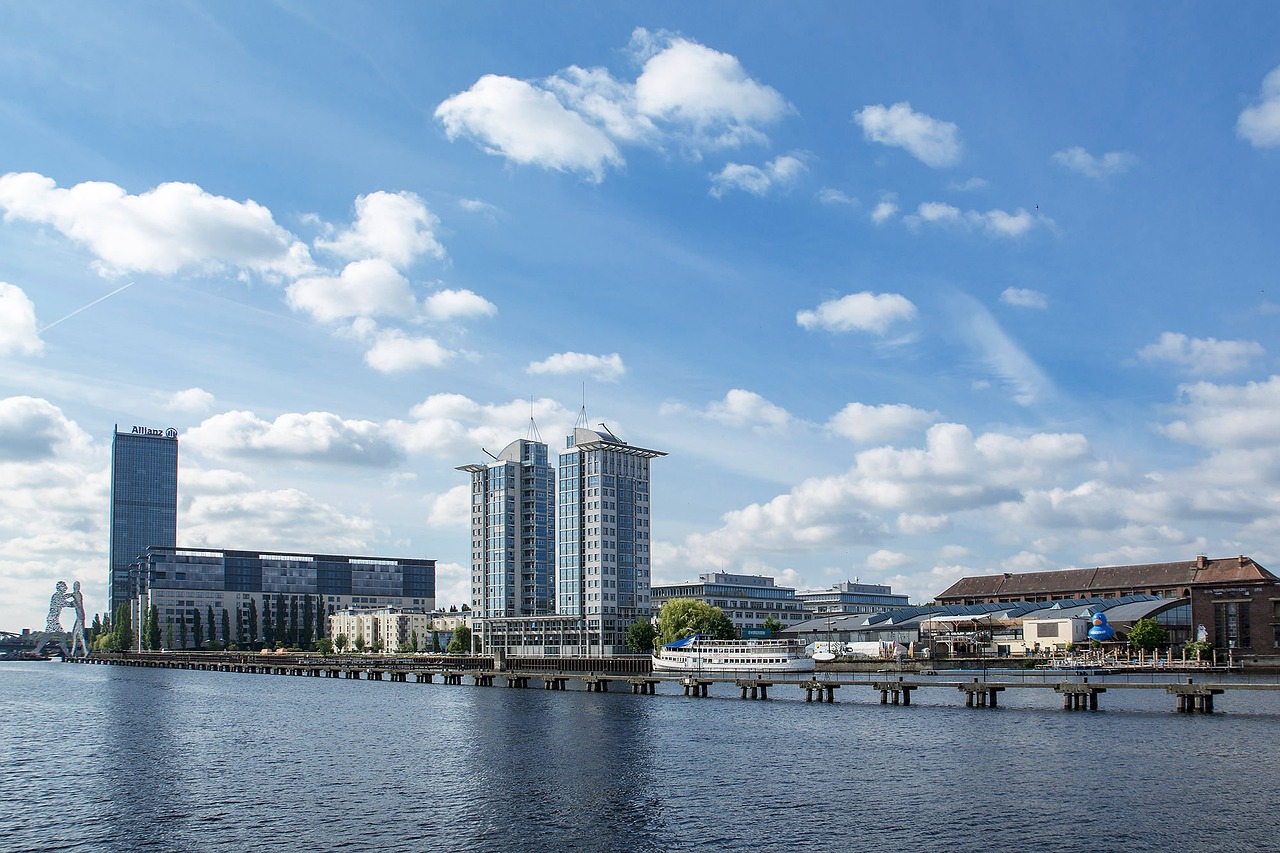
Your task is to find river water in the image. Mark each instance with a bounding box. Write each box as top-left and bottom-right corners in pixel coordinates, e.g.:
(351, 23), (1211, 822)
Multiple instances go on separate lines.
(2, 661), (1278, 852)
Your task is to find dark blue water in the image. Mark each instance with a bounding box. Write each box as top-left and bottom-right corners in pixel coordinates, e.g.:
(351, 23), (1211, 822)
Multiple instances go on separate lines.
(3, 662), (1278, 852)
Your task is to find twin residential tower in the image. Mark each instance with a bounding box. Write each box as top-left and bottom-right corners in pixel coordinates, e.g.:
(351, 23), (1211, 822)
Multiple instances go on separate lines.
(460, 421), (665, 656)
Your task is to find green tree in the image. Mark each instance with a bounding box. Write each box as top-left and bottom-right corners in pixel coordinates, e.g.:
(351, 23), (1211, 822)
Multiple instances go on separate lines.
(354, 634), (365, 653)
(1184, 639), (1213, 661)
(262, 598), (275, 648)
(624, 618), (657, 653)
(165, 622), (174, 651)
(410, 630), (419, 652)
(371, 637), (384, 654)
(192, 608), (203, 648)
(248, 598), (259, 647)
(221, 608), (231, 650)
(148, 604), (161, 651)
(179, 618), (188, 650)
(315, 637), (333, 656)
(207, 605), (216, 647)
(302, 594), (314, 649)
(275, 594), (286, 646)
(655, 599), (736, 645)
(90, 613), (103, 646)
(141, 607), (153, 651)
(761, 616), (785, 637)
(335, 633), (349, 654)
(315, 595), (326, 640)
(431, 630), (441, 652)
(447, 625), (471, 654)
(235, 604), (246, 647)
(290, 597), (300, 647)
(112, 603), (134, 652)
(1127, 617), (1168, 651)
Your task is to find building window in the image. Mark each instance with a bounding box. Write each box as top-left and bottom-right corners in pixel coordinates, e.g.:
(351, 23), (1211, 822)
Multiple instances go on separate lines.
(1214, 601), (1251, 649)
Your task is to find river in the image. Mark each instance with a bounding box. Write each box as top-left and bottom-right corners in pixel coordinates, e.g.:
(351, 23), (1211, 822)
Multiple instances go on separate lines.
(2, 661), (1278, 852)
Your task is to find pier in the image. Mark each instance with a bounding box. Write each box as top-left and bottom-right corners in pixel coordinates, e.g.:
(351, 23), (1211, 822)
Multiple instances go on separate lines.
(68, 652), (1280, 715)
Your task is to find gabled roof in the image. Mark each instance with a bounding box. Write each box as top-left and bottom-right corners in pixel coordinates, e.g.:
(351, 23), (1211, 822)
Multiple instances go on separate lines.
(936, 556), (1276, 602)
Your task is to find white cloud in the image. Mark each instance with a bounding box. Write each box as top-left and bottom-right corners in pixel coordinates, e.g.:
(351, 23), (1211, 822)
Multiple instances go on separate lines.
(459, 198), (500, 216)
(1000, 287), (1048, 310)
(0, 396), (93, 462)
(817, 188), (857, 206)
(905, 202), (1044, 238)
(693, 389), (794, 432)
(870, 196), (899, 224)
(955, 295), (1055, 406)
(1137, 332), (1263, 376)
(1237, 65), (1280, 148)
(797, 292), (917, 335)
(286, 258), (417, 323)
(709, 154), (806, 197)
(0, 282), (43, 356)
(0, 172), (312, 279)
(390, 394), (576, 458)
(1051, 146), (1138, 178)
(423, 288), (497, 322)
(543, 65), (658, 145)
(184, 410), (402, 467)
(314, 190), (444, 269)
(948, 177), (988, 192)
(426, 484), (471, 528)
(827, 402), (936, 444)
(897, 513), (951, 536)
(1161, 375), (1280, 450)
(527, 351), (625, 381)
(435, 74), (623, 182)
(867, 549), (909, 571)
(363, 329), (454, 373)
(184, 488), (376, 554)
(631, 29), (791, 149)
(167, 387), (215, 413)
(854, 102), (962, 167)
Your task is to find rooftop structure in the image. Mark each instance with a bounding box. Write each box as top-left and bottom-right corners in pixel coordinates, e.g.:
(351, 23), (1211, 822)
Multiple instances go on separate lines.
(795, 580), (910, 616)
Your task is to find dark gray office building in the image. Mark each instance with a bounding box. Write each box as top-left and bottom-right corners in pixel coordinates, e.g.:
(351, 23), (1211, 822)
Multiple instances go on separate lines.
(109, 425), (179, 616)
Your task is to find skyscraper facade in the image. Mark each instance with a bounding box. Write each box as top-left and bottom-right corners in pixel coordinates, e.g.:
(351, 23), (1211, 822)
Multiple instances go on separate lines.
(558, 426), (664, 655)
(458, 438), (555, 619)
(109, 425), (179, 616)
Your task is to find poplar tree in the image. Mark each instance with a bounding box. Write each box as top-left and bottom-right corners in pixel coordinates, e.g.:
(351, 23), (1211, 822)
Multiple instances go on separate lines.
(221, 609), (230, 649)
(275, 594), (286, 646)
(148, 604), (161, 650)
(290, 597), (300, 647)
(302, 595), (314, 649)
(192, 608), (203, 648)
(166, 622), (174, 651)
(263, 598), (275, 648)
(112, 603), (134, 651)
(179, 619), (188, 649)
(207, 606), (216, 646)
(235, 604), (245, 647)
(248, 599), (258, 647)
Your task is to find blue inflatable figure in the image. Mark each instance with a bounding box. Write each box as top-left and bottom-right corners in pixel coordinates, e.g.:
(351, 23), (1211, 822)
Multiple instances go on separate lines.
(1087, 611), (1116, 642)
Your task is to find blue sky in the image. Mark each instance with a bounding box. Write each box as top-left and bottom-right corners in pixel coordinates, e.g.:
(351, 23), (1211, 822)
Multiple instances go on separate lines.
(2, 2), (1280, 630)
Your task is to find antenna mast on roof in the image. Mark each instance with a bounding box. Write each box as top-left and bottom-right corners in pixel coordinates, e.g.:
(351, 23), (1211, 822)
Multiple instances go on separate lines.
(527, 396), (543, 443)
(574, 383), (589, 430)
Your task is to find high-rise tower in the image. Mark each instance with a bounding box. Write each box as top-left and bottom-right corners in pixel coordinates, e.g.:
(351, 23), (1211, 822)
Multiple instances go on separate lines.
(109, 425), (178, 616)
(458, 438), (555, 619)
(557, 425), (665, 655)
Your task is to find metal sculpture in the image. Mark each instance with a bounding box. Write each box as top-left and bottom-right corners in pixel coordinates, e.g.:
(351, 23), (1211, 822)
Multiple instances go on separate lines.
(31, 580), (87, 658)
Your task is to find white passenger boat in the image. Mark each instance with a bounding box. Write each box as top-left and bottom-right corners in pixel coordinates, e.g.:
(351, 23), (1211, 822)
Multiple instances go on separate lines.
(652, 635), (816, 673)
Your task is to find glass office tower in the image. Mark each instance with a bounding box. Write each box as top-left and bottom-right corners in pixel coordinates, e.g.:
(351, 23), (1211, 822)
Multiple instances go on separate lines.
(557, 426), (664, 655)
(458, 438), (555, 619)
(109, 426), (178, 616)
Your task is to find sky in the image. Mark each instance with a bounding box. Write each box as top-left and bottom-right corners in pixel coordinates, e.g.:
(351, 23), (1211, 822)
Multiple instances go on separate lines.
(2, 2), (1280, 631)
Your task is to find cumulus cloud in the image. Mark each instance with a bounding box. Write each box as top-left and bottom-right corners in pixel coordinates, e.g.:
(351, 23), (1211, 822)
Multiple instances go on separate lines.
(827, 402), (936, 444)
(1051, 146), (1138, 178)
(435, 29), (790, 179)
(1000, 287), (1048, 310)
(631, 29), (791, 149)
(0, 172), (312, 278)
(167, 387), (216, 413)
(897, 513), (951, 536)
(1161, 375), (1280, 450)
(709, 154), (806, 197)
(435, 74), (624, 182)
(390, 394), (577, 458)
(0, 282), (43, 356)
(905, 202), (1045, 238)
(363, 330), (454, 373)
(797, 292), (917, 335)
(184, 410), (402, 467)
(870, 196), (899, 224)
(423, 288), (496, 322)
(817, 188), (857, 206)
(527, 351), (625, 381)
(286, 259), (417, 324)
(314, 190), (444, 269)
(0, 396), (93, 462)
(854, 102), (962, 167)
(426, 484), (471, 528)
(665, 389), (793, 433)
(1137, 332), (1263, 376)
(867, 549), (909, 571)
(184, 488), (376, 554)
(1237, 65), (1280, 148)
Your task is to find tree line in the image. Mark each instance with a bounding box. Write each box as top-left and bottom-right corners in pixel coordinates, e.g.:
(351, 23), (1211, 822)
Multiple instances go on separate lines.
(88, 594), (332, 652)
